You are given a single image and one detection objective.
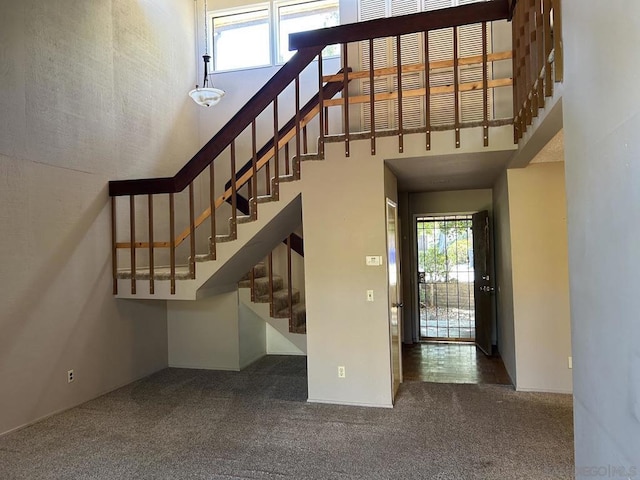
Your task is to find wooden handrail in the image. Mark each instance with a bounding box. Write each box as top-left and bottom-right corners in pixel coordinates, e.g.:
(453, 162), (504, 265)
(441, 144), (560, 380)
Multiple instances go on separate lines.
(109, 46), (323, 197)
(224, 69), (350, 192)
(289, 0), (510, 50)
(110, 1), (510, 198)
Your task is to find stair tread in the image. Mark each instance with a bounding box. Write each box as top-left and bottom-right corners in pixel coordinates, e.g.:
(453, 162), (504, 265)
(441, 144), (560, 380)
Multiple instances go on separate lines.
(257, 288), (299, 302)
(116, 266), (191, 280)
(276, 302), (306, 315)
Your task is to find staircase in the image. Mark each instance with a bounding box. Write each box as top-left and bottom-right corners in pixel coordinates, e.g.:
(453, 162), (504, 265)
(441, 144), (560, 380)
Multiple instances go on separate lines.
(108, 0), (560, 319)
(239, 260), (306, 335)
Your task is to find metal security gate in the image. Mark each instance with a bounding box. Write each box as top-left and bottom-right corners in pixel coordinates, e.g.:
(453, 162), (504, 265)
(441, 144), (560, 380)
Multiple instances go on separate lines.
(417, 215), (475, 341)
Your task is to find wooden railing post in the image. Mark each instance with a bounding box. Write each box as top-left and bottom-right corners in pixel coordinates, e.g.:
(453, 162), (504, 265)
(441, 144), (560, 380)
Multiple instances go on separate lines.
(369, 38), (376, 155)
(111, 197), (118, 295)
(148, 194), (155, 294)
(230, 141), (238, 239)
(169, 193), (176, 295)
(536, 0), (545, 109)
(543, 0), (553, 97)
(251, 120), (258, 218)
(268, 252), (274, 317)
(482, 21), (489, 147)
(129, 195), (136, 295)
(287, 235), (293, 329)
(396, 35), (404, 153)
(273, 97), (280, 201)
(209, 164), (217, 259)
(424, 31), (431, 151)
(294, 77), (301, 179)
(342, 43), (350, 157)
(552, 0), (563, 82)
(453, 26), (461, 149)
(188, 183), (196, 279)
(317, 50), (324, 157)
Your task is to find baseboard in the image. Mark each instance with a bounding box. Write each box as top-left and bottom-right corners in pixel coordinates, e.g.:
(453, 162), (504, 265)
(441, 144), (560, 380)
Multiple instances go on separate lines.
(515, 385), (573, 395)
(307, 398), (393, 409)
(168, 363), (240, 372)
(266, 349), (306, 356)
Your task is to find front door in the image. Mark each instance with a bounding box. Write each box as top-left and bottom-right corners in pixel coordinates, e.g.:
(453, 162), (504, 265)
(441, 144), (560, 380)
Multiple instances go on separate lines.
(386, 199), (402, 400)
(472, 210), (493, 356)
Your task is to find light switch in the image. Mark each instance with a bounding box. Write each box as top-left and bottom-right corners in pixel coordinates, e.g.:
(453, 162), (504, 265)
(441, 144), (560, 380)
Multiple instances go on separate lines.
(366, 256), (383, 266)
(367, 290), (374, 302)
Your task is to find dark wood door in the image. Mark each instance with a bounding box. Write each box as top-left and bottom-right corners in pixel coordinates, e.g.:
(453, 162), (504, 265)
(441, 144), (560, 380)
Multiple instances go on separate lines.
(472, 210), (493, 356)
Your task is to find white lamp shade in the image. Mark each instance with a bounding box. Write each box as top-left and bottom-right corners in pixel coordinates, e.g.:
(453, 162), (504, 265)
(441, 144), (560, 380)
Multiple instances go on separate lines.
(189, 87), (225, 107)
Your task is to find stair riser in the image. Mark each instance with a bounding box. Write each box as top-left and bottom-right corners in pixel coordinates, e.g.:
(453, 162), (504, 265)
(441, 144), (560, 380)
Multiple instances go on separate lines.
(266, 291), (300, 313)
(254, 278), (284, 297)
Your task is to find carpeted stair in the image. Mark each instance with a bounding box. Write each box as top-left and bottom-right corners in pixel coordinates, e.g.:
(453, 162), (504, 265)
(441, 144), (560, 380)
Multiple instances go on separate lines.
(239, 263), (306, 334)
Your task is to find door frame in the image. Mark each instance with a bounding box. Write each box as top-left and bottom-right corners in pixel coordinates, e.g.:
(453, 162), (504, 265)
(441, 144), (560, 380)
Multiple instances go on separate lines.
(411, 211), (495, 346)
(386, 198), (403, 401)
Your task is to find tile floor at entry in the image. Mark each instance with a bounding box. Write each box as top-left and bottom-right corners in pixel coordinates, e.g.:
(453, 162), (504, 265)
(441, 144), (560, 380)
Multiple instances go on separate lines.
(402, 342), (512, 385)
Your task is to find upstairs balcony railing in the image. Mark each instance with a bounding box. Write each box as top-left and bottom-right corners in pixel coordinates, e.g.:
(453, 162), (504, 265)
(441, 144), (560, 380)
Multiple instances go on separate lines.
(511, 0), (563, 141)
(108, 0), (563, 297)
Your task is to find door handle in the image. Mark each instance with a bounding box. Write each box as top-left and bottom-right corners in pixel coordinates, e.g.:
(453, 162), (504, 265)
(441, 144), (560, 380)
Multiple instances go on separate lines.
(393, 303), (404, 308)
(480, 286), (494, 293)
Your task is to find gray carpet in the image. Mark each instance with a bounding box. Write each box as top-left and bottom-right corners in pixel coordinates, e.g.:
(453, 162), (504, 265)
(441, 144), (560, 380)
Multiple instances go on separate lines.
(0, 356), (574, 479)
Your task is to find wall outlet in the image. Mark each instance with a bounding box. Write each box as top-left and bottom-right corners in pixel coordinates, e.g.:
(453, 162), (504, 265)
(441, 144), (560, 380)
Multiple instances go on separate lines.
(568, 357), (572, 369)
(366, 290), (374, 302)
(67, 369), (74, 383)
(338, 366), (346, 378)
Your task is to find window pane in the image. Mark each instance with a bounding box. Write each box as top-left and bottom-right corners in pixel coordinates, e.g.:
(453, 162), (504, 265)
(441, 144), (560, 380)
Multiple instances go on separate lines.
(278, 0), (339, 63)
(213, 9), (271, 71)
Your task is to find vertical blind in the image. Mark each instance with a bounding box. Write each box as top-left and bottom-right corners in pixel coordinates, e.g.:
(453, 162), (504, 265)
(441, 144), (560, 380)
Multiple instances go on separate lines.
(358, 0), (493, 130)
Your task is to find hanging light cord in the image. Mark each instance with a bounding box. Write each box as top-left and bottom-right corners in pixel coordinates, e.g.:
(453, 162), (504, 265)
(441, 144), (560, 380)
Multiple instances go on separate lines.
(202, 0), (211, 88)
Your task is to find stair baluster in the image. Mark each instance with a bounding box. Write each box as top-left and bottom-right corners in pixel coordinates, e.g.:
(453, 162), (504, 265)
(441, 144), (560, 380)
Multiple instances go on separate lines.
(287, 235), (294, 331)
(188, 183), (196, 279)
(148, 194), (155, 294)
(342, 42), (350, 157)
(169, 193), (176, 295)
(273, 96), (280, 201)
(209, 163), (216, 260)
(251, 120), (258, 220)
(129, 195), (136, 295)
(230, 141), (237, 240)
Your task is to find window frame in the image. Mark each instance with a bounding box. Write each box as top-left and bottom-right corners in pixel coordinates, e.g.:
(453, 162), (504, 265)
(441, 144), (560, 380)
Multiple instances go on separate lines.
(274, 0), (341, 65)
(208, 0), (340, 74)
(208, 3), (273, 74)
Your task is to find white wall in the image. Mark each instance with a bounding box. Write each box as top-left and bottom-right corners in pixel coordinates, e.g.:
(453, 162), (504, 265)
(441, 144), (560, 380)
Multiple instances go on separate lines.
(303, 140), (392, 407)
(0, 0), (201, 435)
(563, 0), (640, 472)
(507, 162), (572, 393)
(492, 170), (516, 384)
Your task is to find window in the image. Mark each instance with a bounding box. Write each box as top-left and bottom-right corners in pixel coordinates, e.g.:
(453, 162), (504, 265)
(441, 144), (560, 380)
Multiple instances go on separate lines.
(276, 0), (340, 63)
(212, 7), (271, 71)
(210, 0), (339, 73)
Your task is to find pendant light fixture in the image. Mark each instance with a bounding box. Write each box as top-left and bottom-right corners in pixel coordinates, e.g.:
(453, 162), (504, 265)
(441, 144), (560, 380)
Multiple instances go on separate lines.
(189, 0), (225, 107)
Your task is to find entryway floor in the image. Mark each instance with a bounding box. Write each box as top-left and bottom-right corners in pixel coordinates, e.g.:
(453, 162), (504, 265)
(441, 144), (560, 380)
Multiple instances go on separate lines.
(402, 342), (512, 385)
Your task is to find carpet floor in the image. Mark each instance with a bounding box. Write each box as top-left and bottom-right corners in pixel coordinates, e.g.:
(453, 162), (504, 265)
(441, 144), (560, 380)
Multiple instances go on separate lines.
(0, 356), (574, 479)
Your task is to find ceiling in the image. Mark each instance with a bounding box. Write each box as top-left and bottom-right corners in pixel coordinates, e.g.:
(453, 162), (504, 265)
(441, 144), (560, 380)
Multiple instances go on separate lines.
(386, 129), (565, 192)
(385, 149), (515, 192)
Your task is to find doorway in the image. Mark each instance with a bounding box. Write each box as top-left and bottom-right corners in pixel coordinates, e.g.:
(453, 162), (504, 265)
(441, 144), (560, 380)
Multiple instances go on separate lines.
(416, 215), (475, 343)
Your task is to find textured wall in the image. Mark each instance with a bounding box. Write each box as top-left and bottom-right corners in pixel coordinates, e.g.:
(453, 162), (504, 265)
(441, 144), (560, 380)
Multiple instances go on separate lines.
(303, 139), (393, 408)
(507, 162), (572, 393)
(0, 0), (200, 435)
(563, 0), (640, 473)
(492, 170), (516, 384)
